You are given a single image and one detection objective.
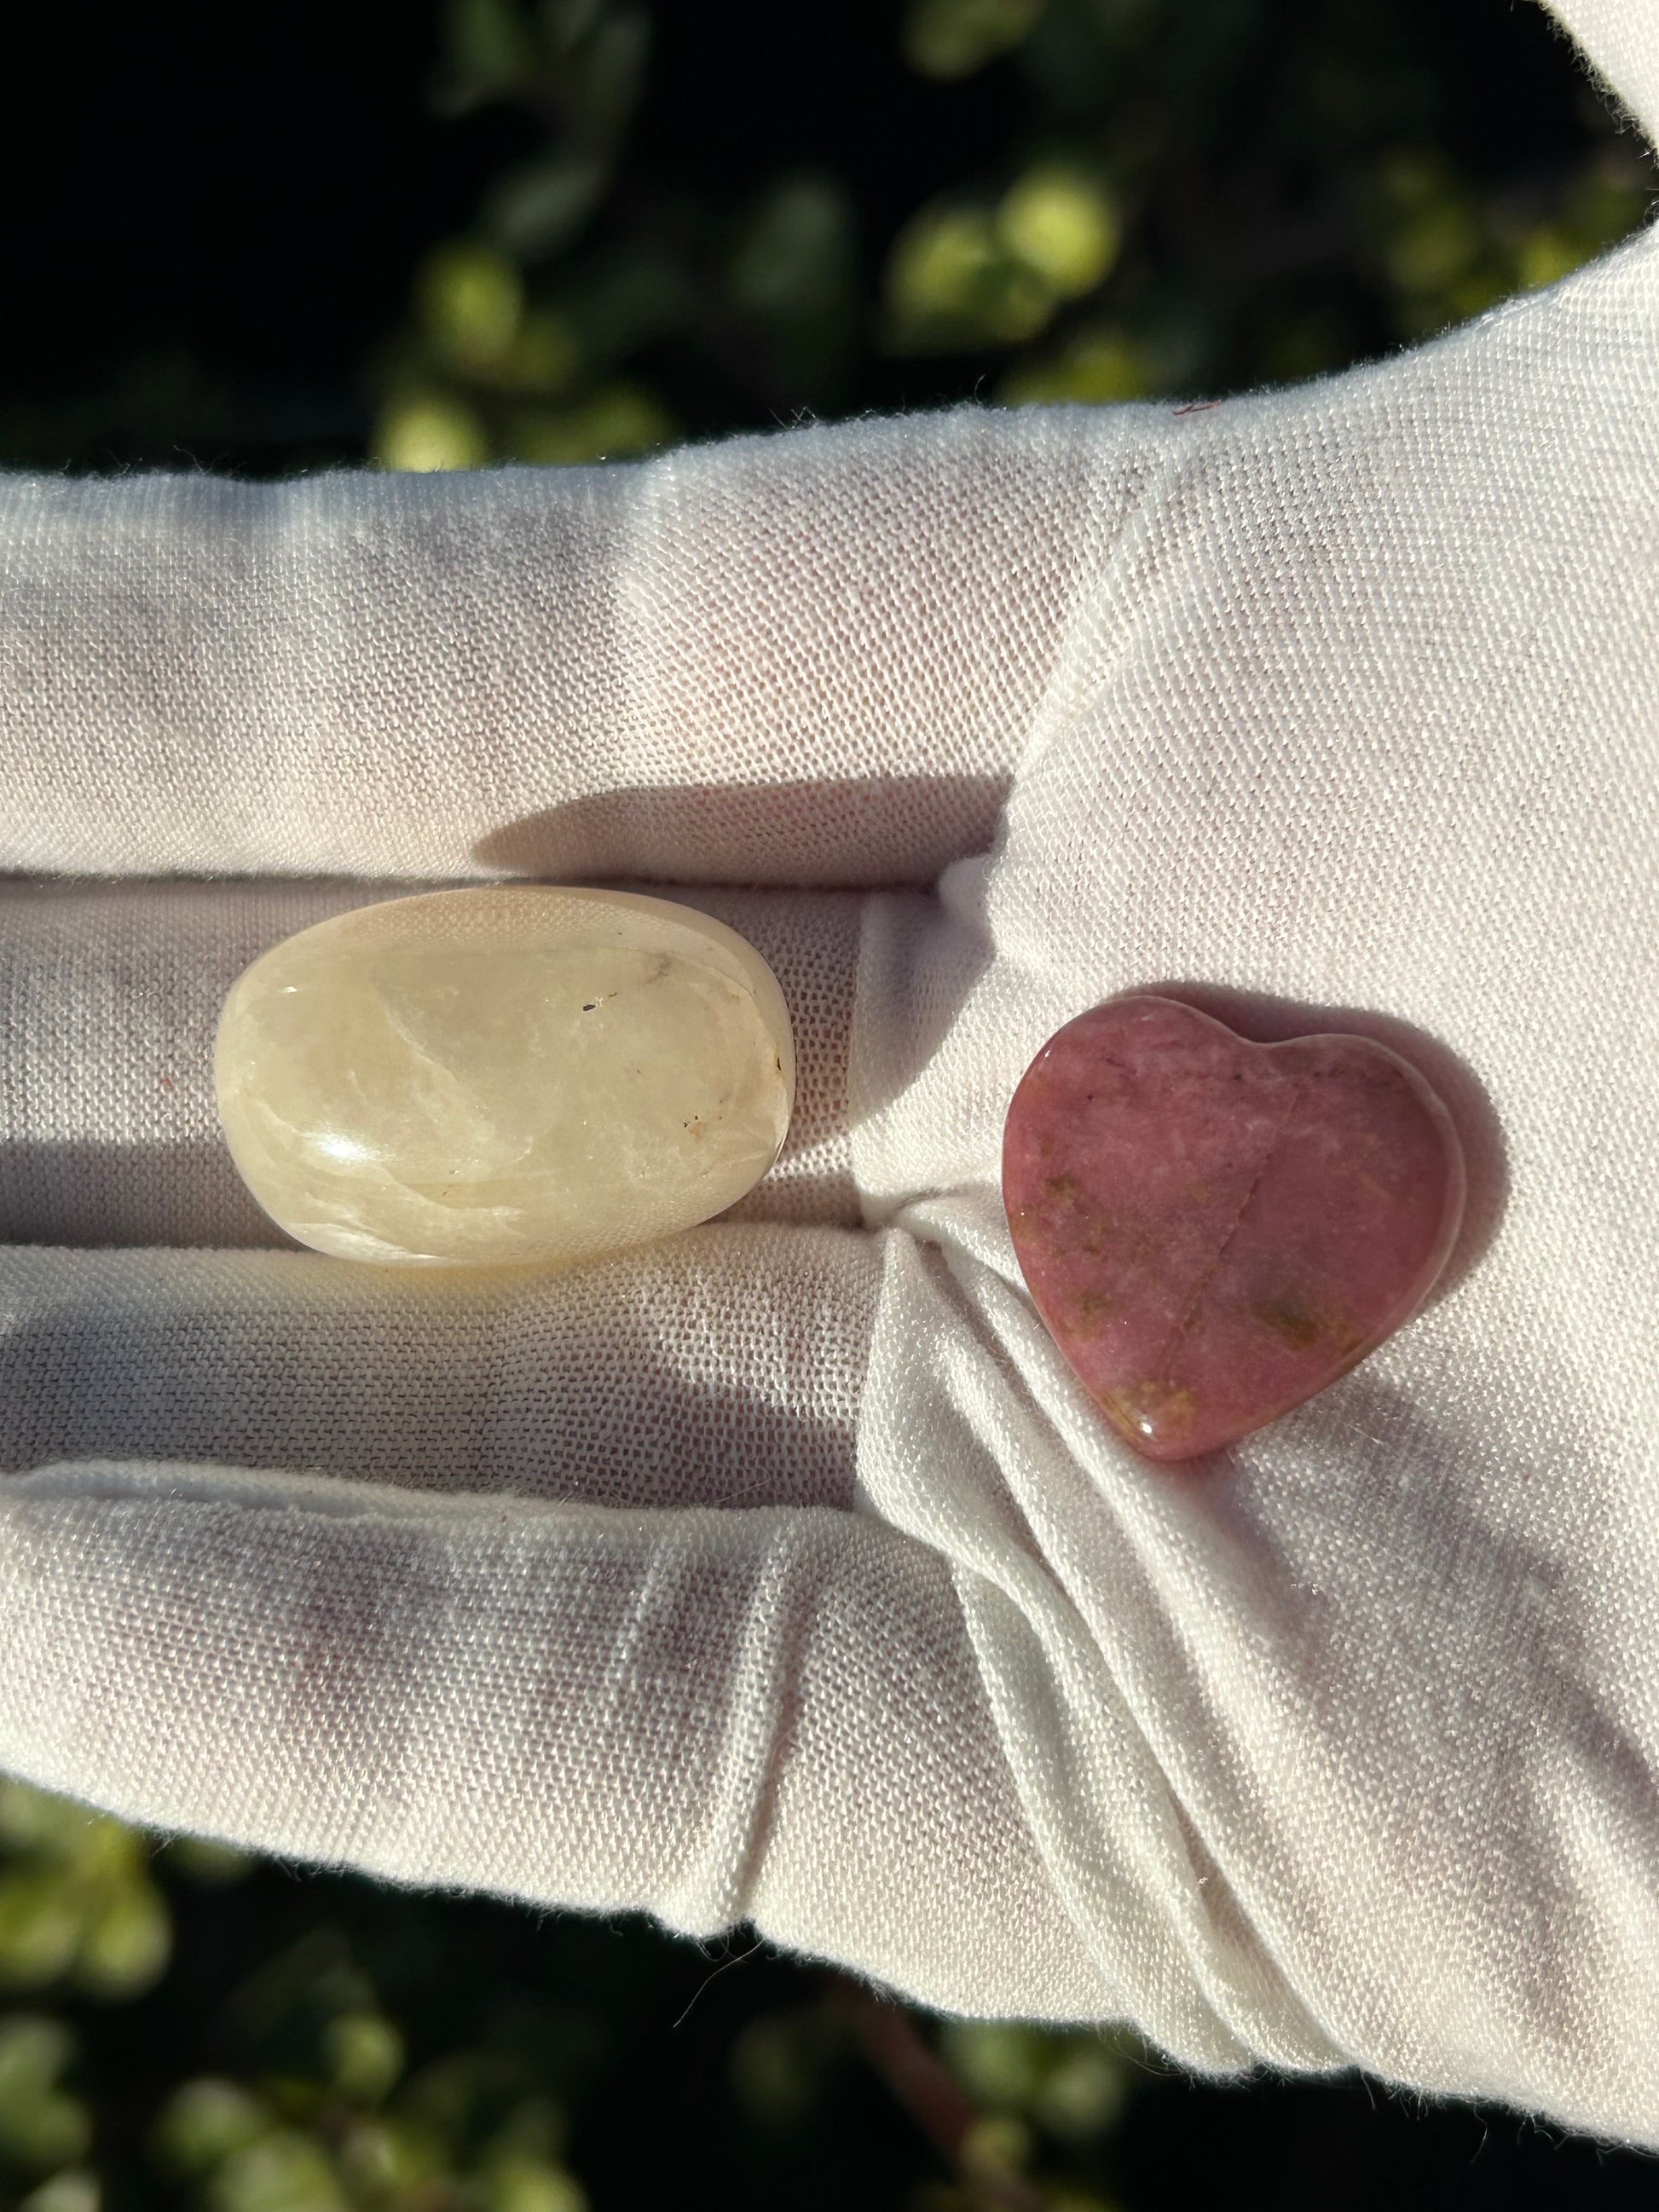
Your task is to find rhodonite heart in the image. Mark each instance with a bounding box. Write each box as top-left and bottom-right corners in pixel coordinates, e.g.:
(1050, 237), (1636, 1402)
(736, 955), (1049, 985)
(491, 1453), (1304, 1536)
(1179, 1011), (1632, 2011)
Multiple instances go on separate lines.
(1002, 994), (1466, 1462)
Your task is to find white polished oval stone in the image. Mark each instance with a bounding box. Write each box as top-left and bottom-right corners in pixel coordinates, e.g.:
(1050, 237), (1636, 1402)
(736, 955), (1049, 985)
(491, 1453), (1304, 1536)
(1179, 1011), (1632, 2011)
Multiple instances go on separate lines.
(214, 887), (795, 1268)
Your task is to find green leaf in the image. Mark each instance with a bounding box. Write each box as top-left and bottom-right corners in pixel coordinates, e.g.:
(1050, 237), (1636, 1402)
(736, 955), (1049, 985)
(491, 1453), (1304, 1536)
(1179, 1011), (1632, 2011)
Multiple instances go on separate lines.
(0, 2019), (90, 2172)
(323, 2013), (404, 2105)
(902, 0), (1047, 79)
(0, 1876), (84, 1990)
(73, 1882), (171, 2001)
(151, 2081), (272, 2178)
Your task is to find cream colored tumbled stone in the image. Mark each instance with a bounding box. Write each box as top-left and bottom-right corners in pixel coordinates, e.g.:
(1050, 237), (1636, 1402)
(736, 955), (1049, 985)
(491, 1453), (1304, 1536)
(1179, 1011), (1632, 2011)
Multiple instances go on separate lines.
(214, 887), (795, 1268)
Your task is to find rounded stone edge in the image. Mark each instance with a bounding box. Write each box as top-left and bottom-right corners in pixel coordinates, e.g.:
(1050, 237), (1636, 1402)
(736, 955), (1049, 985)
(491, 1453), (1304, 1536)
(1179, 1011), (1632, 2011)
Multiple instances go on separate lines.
(211, 884), (801, 1241)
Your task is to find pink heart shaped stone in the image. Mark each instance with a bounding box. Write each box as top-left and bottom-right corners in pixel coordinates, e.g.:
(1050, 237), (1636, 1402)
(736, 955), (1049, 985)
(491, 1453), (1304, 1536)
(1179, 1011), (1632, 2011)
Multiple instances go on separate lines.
(1002, 995), (1466, 1462)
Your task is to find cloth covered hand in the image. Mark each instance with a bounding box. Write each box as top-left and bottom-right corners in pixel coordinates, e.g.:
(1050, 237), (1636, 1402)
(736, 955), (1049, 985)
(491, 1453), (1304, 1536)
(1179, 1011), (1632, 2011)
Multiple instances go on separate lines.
(3, 0), (1657, 2146)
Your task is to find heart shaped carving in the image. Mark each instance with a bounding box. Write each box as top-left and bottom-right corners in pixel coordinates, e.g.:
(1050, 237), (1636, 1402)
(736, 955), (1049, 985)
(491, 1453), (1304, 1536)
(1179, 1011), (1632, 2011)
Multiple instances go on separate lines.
(1002, 995), (1466, 1462)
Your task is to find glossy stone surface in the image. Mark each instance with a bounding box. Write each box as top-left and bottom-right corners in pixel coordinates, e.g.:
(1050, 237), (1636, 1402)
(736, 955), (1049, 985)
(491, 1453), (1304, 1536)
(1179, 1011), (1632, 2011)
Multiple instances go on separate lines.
(216, 887), (795, 1268)
(1002, 995), (1465, 1461)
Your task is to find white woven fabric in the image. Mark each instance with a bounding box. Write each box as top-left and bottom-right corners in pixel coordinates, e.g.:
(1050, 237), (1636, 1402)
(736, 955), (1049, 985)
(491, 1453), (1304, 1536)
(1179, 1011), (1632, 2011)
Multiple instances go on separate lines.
(3, 0), (1658, 2145)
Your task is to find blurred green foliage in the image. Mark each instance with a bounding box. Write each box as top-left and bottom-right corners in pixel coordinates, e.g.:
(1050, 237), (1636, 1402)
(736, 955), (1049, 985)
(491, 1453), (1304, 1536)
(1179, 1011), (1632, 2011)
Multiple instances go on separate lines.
(0, 0), (1648, 472)
(368, 0), (1651, 471)
(0, 1788), (171, 2006)
(0, 1781), (1144, 2212)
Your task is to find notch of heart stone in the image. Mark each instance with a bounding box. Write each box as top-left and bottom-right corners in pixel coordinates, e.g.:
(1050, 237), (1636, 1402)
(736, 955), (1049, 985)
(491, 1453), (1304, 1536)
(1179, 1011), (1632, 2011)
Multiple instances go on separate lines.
(1001, 994), (1466, 1462)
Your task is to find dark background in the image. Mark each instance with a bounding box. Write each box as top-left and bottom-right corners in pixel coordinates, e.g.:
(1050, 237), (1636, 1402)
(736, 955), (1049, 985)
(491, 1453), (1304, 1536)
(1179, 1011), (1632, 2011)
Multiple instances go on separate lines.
(0, 1), (1656, 2207)
(0, 0), (1648, 471)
